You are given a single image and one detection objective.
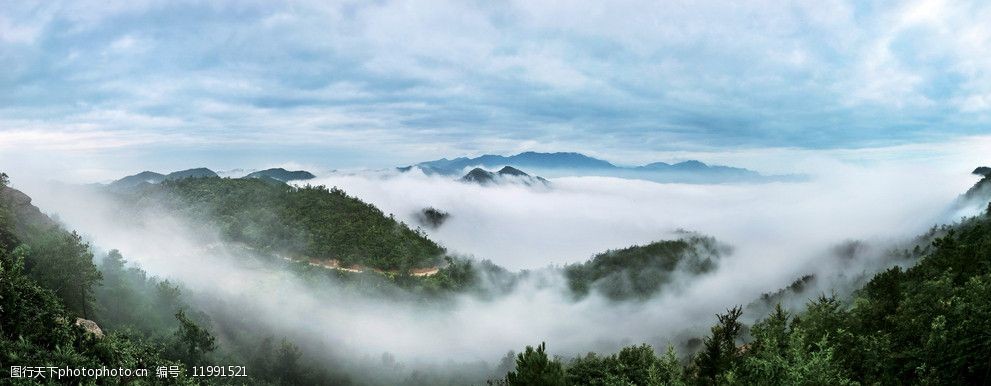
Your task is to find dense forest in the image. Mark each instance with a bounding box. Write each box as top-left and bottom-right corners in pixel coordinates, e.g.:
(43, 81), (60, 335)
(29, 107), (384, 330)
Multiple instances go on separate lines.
(564, 235), (724, 301)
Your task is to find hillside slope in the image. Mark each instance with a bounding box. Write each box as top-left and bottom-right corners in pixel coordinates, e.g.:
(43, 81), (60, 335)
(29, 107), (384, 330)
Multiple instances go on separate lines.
(121, 176), (445, 271)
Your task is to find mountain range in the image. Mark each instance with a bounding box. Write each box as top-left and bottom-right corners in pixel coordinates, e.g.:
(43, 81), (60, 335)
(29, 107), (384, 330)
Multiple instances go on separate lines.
(460, 166), (550, 186)
(109, 168), (219, 190)
(402, 151), (798, 183)
(109, 167), (315, 190)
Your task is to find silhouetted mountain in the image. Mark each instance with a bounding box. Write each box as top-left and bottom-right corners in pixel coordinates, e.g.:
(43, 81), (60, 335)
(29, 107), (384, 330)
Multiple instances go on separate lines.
(245, 168), (315, 182)
(496, 166), (528, 176)
(964, 166), (991, 203)
(404, 151), (790, 183)
(510, 151), (616, 169)
(165, 168), (218, 180)
(461, 168), (497, 185)
(109, 168), (218, 192)
(460, 166), (549, 186)
(109, 171), (166, 189)
(634, 160), (761, 179)
(411, 151), (615, 175)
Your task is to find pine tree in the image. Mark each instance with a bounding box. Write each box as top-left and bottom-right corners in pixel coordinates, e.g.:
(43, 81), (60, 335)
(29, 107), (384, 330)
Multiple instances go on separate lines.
(694, 306), (743, 384)
(173, 309), (217, 366)
(506, 342), (566, 386)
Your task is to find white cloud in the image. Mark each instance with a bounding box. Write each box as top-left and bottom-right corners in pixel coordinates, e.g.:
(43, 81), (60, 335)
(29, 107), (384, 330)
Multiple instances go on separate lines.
(1, 0), (988, 170)
(308, 147), (979, 270)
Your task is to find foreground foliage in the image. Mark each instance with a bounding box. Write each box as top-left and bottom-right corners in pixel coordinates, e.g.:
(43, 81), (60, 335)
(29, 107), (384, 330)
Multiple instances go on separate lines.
(1, 174), (348, 384)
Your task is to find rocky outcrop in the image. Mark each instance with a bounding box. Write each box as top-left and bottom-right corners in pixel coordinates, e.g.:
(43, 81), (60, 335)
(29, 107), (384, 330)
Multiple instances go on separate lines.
(965, 166), (991, 202)
(0, 186), (58, 238)
(74, 318), (105, 338)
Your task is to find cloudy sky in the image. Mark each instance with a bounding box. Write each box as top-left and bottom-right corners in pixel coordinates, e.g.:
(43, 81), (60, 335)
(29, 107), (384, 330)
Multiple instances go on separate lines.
(2, 0), (990, 180)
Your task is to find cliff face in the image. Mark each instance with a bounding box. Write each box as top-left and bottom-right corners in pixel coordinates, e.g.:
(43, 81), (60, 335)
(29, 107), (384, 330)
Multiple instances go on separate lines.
(965, 169), (991, 201)
(0, 186), (58, 239)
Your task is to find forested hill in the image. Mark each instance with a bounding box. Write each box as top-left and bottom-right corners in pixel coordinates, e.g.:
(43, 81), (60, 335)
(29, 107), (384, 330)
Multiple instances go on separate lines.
(117, 176), (444, 271)
(565, 235), (724, 300)
(244, 168), (316, 182)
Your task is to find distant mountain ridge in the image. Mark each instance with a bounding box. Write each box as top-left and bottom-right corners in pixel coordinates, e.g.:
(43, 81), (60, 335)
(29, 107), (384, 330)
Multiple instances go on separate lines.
(404, 151), (793, 183)
(245, 168), (316, 182)
(414, 152), (614, 174)
(109, 168), (218, 190)
(110, 167), (317, 190)
(165, 168), (218, 180)
(110, 171), (167, 189)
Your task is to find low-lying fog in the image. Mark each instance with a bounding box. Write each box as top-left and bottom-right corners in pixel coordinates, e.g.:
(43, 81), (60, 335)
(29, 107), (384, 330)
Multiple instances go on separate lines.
(12, 139), (991, 379)
(310, 164), (970, 271)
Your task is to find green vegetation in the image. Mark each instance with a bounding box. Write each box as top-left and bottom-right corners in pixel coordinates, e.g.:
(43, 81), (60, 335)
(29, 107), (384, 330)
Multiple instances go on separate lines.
(415, 207), (450, 229)
(504, 343), (566, 386)
(245, 168), (316, 182)
(0, 173), (350, 384)
(564, 235), (722, 300)
(505, 201), (991, 385)
(1, 173), (182, 384)
(128, 177), (445, 271)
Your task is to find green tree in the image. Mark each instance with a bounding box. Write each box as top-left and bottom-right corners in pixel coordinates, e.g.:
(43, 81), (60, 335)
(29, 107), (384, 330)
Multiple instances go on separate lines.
(173, 309), (217, 366)
(615, 344), (657, 385)
(653, 345), (687, 386)
(565, 353), (611, 385)
(506, 342), (566, 386)
(24, 230), (102, 318)
(274, 339), (305, 385)
(694, 306), (743, 384)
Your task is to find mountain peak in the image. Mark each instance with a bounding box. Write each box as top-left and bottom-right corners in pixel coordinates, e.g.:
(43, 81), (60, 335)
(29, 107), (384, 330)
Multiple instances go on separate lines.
(165, 168), (218, 180)
(674, 160), (708, 168)
(497, 166), (529, 176)
(245, 168), (316, 182)
(109, 171), (166, 189)
(461, 168), (496, 185)
(460, 166), (549, 187)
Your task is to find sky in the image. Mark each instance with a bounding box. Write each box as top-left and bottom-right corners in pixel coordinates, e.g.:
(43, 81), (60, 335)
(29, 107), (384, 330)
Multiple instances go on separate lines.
(2, 0), (990, 180)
